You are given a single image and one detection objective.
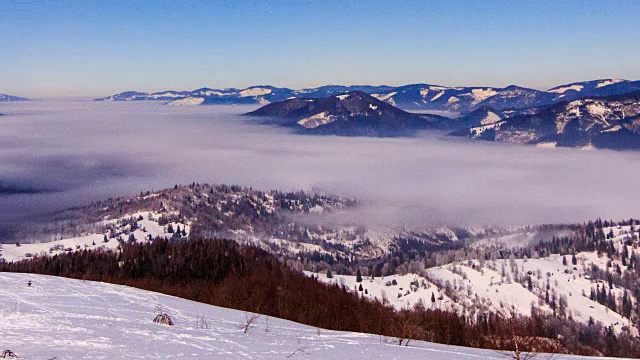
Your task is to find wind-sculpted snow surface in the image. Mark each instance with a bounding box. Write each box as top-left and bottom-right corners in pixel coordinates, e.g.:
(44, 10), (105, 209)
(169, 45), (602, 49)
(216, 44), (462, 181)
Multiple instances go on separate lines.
(0, 273), (624, 359)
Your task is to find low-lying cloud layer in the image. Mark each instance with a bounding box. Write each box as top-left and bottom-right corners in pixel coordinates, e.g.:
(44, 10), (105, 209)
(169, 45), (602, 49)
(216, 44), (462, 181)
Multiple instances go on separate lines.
(1, 100), (640, 226)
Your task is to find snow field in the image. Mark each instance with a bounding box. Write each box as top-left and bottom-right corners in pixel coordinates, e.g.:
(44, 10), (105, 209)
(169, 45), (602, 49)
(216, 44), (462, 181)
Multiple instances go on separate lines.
(0, 273), (621, 359)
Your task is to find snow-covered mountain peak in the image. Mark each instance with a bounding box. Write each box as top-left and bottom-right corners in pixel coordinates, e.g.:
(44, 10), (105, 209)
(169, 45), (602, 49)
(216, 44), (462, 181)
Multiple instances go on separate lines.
(239, 87), (273, 97)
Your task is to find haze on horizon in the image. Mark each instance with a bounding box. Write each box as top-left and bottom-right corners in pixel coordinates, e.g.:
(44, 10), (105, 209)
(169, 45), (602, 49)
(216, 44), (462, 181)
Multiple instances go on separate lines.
(2, 0), (640, 98)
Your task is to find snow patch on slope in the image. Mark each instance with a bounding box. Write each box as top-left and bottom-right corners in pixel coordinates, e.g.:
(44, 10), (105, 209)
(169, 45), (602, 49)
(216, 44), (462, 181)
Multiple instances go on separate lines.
(431, 91), (445, 101)
(480, 111), (501, 125)
(240, 87), (272, 97)
(297, 112), (337, 129)
(549, 85), (584, 94)
(372, 92), (396, 101)
(596, 79), (624, 88)
(167, 97), (205, 106)
(470, 88), (498, 105)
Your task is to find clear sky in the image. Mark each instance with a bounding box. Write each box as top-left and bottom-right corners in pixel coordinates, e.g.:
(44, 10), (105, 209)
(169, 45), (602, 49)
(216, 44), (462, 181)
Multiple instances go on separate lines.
(2, 0), (640, 97)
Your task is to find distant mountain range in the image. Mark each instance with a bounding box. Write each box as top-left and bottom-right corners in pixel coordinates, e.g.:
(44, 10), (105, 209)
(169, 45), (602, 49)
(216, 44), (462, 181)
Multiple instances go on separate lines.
(456, 90), (640, 150)
(0, 94), (30, 102)
(96, 79), (640, 115)
(245, 91), (450, 136)
(98, 79), (640, 148)
(248, 89), (640, 149)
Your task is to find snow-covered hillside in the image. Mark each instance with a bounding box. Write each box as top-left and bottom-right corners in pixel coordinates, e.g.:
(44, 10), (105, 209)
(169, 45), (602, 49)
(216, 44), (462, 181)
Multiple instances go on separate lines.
(308, 271), (455, 311)
(0, 273), (623, 359)
(0, 212), (189, 263)
(426, 255), (633, 334)
(311, 246), (637, 335)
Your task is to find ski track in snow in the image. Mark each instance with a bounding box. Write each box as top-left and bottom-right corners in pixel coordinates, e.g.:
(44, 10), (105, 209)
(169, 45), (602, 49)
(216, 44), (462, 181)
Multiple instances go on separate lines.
(0, 273), (629, 359)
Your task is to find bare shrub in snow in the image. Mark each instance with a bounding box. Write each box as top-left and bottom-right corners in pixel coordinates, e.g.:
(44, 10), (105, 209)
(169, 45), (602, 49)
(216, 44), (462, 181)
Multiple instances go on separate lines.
(242, 312), (261, 334)
(1, 350), (18, 358)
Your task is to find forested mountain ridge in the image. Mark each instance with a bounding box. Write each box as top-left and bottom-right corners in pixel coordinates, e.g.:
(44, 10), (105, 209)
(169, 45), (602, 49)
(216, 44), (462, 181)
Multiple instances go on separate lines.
(0, 183), (475, 262)
(244, 91), (451, 136)
(458, 90), (640, 149)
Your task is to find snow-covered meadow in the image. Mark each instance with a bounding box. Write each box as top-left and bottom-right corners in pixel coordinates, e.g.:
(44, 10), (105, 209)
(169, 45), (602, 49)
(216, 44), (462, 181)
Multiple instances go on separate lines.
(0, 273), (628, 359)
(0, 212), (189, 263)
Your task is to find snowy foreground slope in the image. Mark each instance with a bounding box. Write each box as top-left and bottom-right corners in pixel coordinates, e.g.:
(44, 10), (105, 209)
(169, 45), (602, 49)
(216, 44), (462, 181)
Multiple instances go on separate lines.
(0, 273), (623, 360)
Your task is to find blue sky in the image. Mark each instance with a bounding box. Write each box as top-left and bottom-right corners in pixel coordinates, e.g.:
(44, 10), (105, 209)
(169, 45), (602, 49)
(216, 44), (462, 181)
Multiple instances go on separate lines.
(2, 0), (640, 97)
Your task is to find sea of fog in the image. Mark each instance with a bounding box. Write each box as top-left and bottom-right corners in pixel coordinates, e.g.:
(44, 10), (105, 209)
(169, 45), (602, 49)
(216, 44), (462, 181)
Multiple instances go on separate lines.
(1, 99), (640, 227)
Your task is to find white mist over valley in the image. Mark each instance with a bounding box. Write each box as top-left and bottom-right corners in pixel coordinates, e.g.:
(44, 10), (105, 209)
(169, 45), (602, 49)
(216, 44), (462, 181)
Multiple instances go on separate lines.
(1, 99), (640, 226)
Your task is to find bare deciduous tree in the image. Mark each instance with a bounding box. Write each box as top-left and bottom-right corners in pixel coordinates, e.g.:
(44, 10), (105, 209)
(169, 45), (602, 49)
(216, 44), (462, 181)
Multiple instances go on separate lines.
(494, 301), (555, 360)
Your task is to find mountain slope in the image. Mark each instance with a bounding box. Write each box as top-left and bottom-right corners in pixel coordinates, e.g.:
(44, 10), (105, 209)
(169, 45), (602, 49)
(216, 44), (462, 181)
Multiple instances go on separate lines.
(0, 94), (30, 102)
(475, 85), (555, 111)
(245, 91), (450, 136)
(459, 91), (640, 149)
(547, 79), (640, 103)
(1, 272), (530, 360)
